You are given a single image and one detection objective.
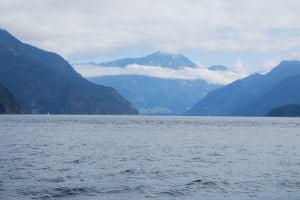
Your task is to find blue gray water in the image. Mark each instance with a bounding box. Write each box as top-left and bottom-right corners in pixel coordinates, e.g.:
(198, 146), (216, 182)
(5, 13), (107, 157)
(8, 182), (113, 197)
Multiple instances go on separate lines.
(0, 115), (300, 200)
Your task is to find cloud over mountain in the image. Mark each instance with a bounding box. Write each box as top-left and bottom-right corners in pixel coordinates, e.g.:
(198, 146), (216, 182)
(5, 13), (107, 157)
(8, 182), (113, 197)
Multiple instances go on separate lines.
(74, 64), (246, 85)
(1, 0), (300, 61)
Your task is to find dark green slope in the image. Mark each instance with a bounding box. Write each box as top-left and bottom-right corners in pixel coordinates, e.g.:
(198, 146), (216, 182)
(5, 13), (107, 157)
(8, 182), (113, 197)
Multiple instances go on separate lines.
(0, 29), (137, 114)
(267, 104), (300, 117)
(0, 83), (20, 114)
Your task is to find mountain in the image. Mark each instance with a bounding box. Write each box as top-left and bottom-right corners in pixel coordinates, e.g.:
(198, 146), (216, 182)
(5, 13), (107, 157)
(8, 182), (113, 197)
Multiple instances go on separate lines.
(97, 51), (196, 69)
(0, 83), (20, 114)
(81, 51), (220, 115)
(233, 73), (300, 116)
(0, 29), (137, 114)
(89, 75), (219, 115)
(208, 65), (229, 71)
(186, 60), (300, 116)
(267, 104), (300, 117)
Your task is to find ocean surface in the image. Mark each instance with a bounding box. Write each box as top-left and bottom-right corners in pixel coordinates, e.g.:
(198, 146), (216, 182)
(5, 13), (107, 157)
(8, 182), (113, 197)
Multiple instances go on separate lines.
(0, 115), (300, 200)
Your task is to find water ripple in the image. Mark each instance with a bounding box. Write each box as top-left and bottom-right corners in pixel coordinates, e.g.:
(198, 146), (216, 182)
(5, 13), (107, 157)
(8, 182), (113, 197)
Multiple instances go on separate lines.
(1, 115), (300, 200)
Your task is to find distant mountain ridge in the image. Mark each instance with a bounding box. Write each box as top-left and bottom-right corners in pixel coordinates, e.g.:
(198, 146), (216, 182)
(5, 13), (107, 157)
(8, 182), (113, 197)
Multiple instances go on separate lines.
(96, 51), (196, 69)
(89, 75), (219, 115)
(0, 29), (137, 114)
(186, 60), (300, 116)
(77, 52), (235, 115)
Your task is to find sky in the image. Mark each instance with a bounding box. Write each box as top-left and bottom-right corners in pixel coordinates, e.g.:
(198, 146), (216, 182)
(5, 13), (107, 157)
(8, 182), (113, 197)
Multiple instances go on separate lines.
(1, 0), (300, 76)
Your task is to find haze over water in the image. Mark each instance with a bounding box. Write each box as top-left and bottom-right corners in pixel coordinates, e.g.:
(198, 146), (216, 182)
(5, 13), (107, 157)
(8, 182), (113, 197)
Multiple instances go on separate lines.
(1, 115), (300, 199)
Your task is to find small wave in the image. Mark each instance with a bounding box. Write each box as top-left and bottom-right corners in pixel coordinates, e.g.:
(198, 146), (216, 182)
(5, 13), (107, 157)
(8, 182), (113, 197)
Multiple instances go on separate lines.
(186, 179), (218, 187)
(158, 190), (186, 197)
(202, 181), (218, 186)
(187, 179), (202, 185)
(64, 159), (85, 164)
(38, 177), (65, 183)
(207, 153), (223, 157)
(52, 187), (97, 197)
(0, 181), (4, 192)
(101, 185), (145, 195)
(64, 156), (91, 164)
(120, 169), (136, 174)
(190, 157), (205, 162)
(19, 187), (99, 199)
(8, 175), (25, 180)
(10, 157), (26, 161)
(279, 181), (300, 189)
(58, 168), (71, 172)
(72, 159), (81, 164)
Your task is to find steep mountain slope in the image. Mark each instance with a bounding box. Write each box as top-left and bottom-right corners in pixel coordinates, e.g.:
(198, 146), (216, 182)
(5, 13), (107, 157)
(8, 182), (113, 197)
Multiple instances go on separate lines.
(97, 51), (196, 69)
(186, 61), (300, 116)
(0, 83), (20, 114)
(234, 74), (300, 116)
(90, 75), (219, 115)
(0, 29), (137, 114)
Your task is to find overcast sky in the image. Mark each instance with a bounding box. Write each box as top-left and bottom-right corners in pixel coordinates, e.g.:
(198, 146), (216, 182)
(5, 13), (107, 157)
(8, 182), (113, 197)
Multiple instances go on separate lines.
(1, 0), (300, 72)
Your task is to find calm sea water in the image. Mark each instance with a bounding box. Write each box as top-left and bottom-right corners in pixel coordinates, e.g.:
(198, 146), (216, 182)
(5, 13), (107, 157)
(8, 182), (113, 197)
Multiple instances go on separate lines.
(0, 115), (300, 200)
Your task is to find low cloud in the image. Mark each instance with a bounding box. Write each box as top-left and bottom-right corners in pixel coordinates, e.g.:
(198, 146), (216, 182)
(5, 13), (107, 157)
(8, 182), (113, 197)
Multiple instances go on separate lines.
(74, 64), (247, 85)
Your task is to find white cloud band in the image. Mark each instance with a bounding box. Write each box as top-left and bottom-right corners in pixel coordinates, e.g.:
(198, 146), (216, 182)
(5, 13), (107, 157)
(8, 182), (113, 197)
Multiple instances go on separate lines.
(73, 64), (247, 85)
